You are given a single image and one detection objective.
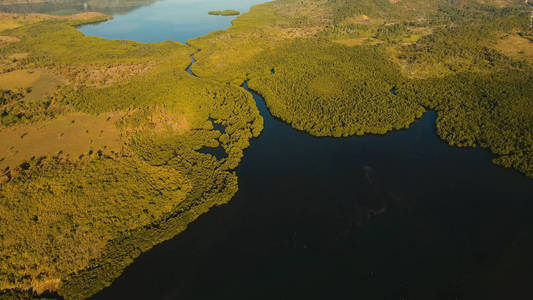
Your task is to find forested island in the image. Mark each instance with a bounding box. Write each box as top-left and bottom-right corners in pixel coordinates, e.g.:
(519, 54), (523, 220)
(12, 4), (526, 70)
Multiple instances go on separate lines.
(0, 0), (532, 298)
(208, 9), (239, 16)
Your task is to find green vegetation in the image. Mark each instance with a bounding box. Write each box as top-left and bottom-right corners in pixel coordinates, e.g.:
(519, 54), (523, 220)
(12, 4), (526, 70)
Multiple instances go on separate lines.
(1, 0), (532, 298)
(1, 155), (190, 293)
(190, 0), (533, 177)
(248, 39), (425, 137)
(0, 11), (261, 298)
(208, 9), (240, 16)
(398, 69), (533, 177)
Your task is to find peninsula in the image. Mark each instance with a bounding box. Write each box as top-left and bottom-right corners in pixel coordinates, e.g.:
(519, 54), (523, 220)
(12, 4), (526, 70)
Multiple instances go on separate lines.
(208, 9), (240, 16)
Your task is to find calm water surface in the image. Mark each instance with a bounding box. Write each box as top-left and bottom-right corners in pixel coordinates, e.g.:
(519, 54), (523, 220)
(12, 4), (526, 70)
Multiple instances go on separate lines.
(4, 1), (533, 299)
(77, 0), (266, 43)
(93, 84), (533, 299)
(0, 0), (159, 16)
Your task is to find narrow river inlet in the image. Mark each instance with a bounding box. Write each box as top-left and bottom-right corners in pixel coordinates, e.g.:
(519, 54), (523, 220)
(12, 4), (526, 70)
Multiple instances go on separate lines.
(1, 1), (531, 299)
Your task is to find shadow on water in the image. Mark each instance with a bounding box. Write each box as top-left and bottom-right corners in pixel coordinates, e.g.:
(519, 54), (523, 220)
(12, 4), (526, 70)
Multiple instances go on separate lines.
(189, 57), (227, 160)
(93, 71), (533, 299)
(198, 144), (226, 160)
(4, 0), (526, 297)
(185, 55), (197, 77)
(198, 117), (227, 160)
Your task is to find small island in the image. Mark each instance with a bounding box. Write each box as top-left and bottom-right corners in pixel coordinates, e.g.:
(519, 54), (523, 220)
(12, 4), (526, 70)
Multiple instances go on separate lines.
(208, 9), (240, 16)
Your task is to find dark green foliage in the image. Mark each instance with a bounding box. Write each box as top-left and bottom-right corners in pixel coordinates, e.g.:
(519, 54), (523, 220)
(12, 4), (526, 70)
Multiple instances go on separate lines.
(375, 23), (408, 42)
(398, 69), (533, 177)
(399, 15), (529, 73)
(0, 12), (262, 298)
(2, 0), (533, 297)
(190, 0), (532, 178)
(0, 89), (24, 126)
(248, 39), (424, 137)
(0, 89), (65, 127)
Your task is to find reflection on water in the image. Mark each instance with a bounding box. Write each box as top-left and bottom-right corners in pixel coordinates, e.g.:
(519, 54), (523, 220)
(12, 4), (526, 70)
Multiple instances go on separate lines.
(0, 0), (158, 16)
(0, 0), (266, 43)
(77, 0), (267, 43)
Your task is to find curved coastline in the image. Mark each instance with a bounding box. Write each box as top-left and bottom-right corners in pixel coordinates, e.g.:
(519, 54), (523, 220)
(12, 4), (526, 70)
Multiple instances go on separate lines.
(93, 41), (533, 299)
(1, 0), (532, 298)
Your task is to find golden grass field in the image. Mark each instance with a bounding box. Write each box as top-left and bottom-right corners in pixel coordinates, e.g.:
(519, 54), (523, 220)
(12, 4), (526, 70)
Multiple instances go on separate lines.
(0, 69), (63, 99)
(0, 112), (123, 172)
(494, 33), (533, 62)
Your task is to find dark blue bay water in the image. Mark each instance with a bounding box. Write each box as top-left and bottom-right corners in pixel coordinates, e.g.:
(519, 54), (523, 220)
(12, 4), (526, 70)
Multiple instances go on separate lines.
(92, 79), (533, 299)
(3, 1), (532, 299)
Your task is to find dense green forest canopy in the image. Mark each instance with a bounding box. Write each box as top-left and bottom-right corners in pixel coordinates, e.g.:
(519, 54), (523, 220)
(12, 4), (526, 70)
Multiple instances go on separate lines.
(0, 11), (261, 299)
(0, 0), (532, 298)
(189, 0), (533, 177)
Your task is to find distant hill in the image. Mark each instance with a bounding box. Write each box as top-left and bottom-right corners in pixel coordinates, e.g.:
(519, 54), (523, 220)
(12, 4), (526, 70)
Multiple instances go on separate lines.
(0, 0), (157, 15)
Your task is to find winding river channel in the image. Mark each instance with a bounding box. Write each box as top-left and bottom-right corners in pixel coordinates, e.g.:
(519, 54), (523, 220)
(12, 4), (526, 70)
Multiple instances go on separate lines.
(2, 0), (533, 299)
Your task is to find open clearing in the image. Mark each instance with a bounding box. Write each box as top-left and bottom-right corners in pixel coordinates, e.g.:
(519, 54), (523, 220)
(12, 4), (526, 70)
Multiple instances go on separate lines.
(0, 69), (64, 101)
(0, 112), (123, 171)
(494, 33), (533, 62)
